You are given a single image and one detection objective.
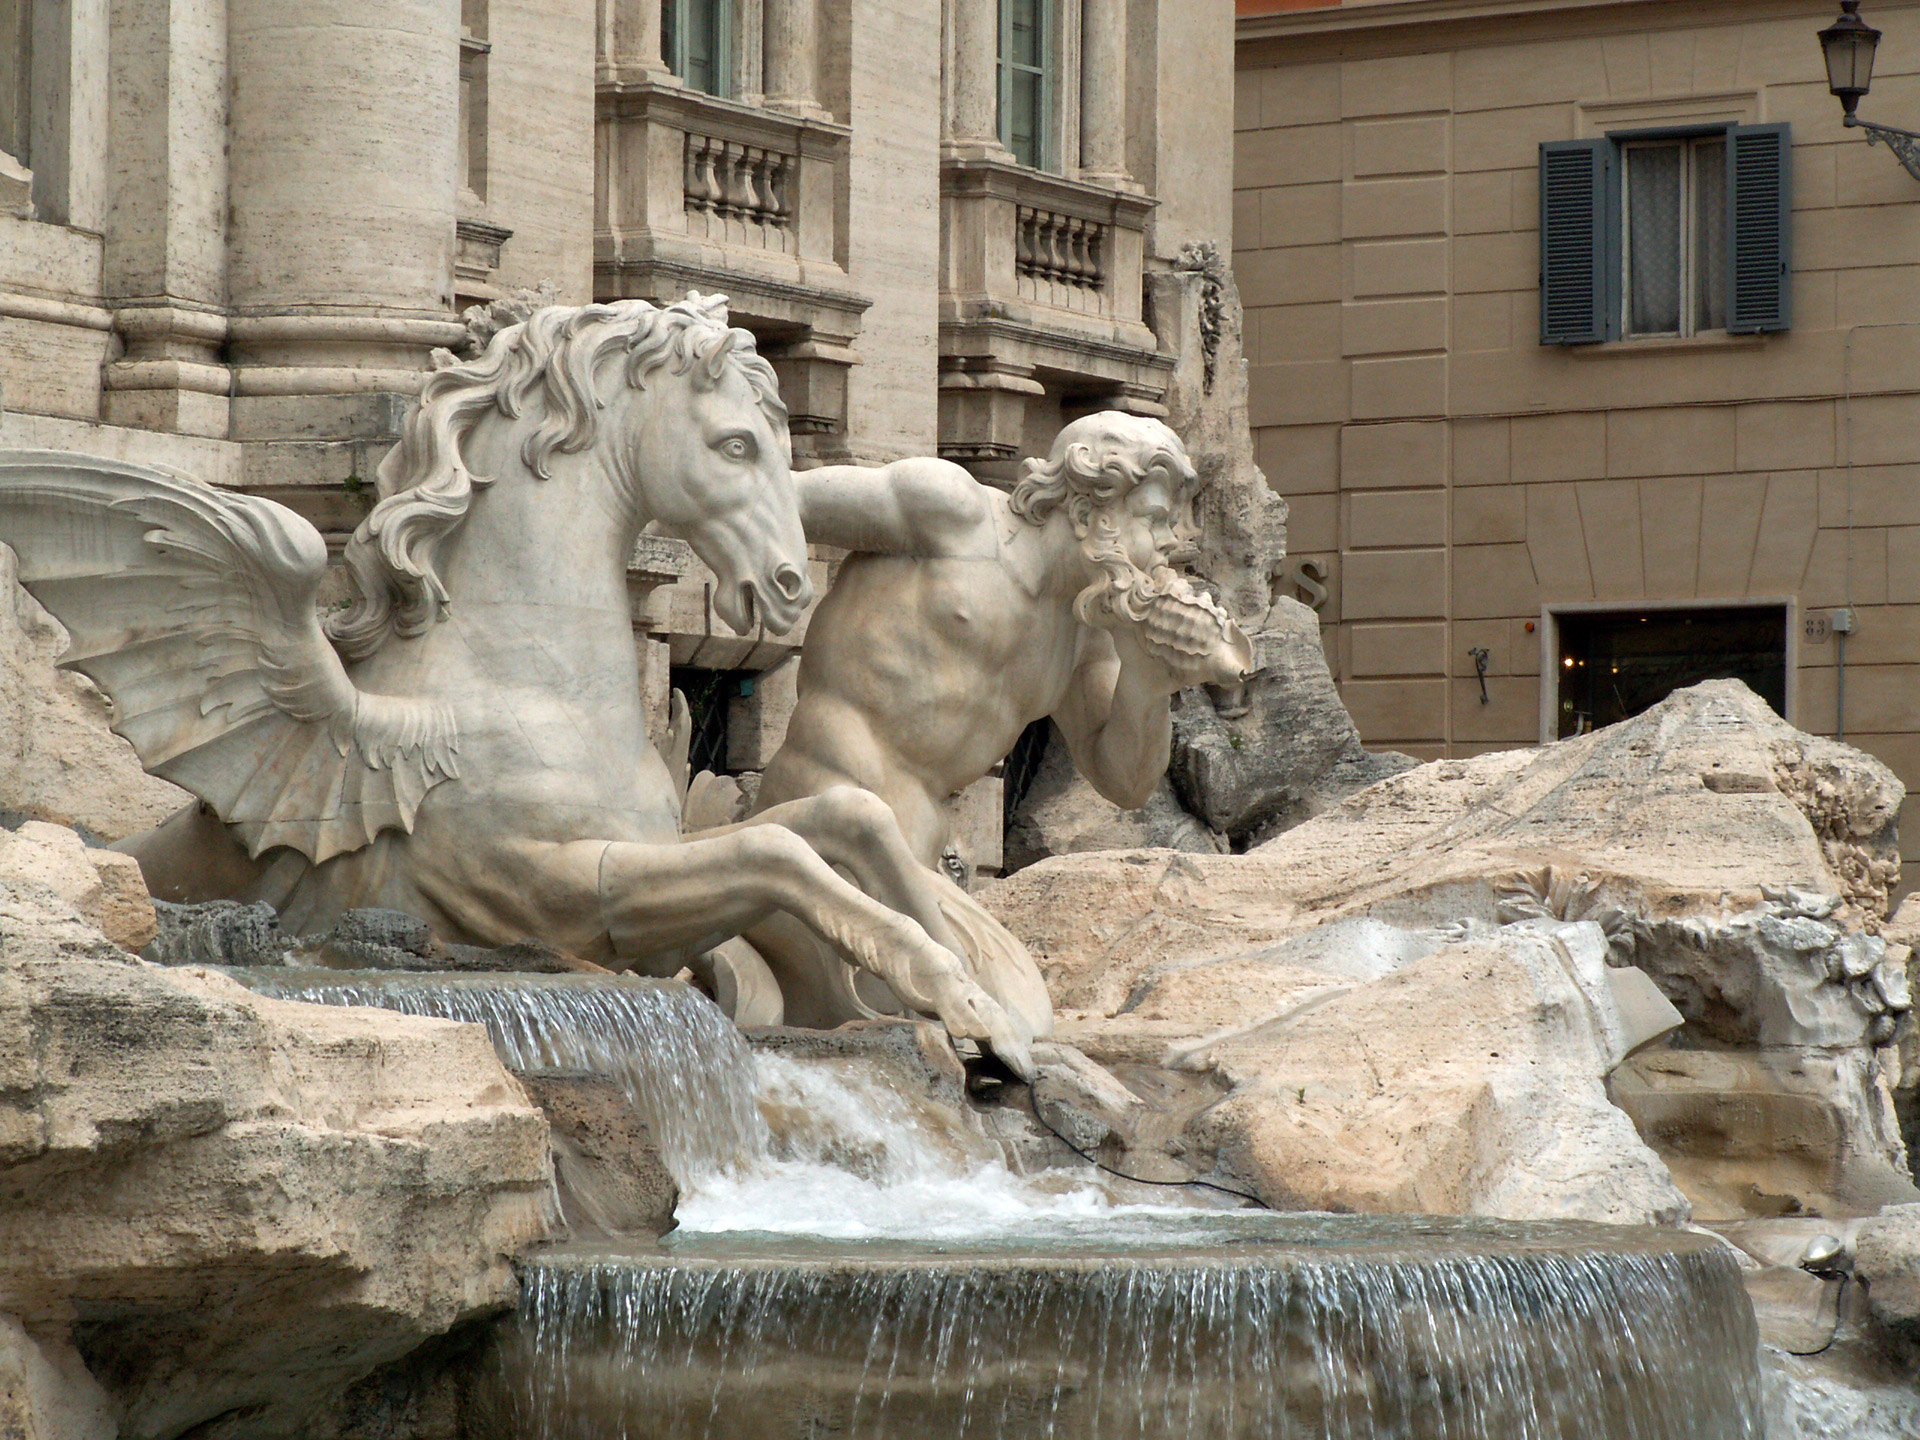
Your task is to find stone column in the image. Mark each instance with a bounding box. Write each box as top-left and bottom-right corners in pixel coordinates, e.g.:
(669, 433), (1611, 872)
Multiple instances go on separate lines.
(945, 0), (1008, 159)
(763, 0), (820, 117)
(601, 0), (675, 83)
(99, 0), (230, 437)
(224, 0), (464, 436)
(1078, 0), (1130, 186)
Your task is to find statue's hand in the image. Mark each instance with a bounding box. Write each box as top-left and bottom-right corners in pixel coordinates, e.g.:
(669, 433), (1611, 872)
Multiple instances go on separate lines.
(1108, 620), (1191, 696)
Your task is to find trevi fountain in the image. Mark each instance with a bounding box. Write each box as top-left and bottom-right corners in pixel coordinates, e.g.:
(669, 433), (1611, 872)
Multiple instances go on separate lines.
(0, 293), (1916, 1440)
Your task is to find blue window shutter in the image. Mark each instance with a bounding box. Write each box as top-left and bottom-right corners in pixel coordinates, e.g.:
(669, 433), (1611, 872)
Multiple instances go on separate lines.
(1539, 139), (1613, 345)
(1727, 123), (1791, 334)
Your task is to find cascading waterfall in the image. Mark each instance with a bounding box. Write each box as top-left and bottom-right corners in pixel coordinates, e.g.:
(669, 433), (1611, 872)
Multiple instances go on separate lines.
(237, 968), (1769, 1440)
(481, 1220), (1763, 1440)
(238, 970), (769, 1182)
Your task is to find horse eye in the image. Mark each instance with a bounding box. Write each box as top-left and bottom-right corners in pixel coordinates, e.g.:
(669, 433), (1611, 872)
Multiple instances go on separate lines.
(721, 436), (753, 461)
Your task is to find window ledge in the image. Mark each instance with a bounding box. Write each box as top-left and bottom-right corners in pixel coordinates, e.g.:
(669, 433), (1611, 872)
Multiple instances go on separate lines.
(1564, 332), (1771, 358)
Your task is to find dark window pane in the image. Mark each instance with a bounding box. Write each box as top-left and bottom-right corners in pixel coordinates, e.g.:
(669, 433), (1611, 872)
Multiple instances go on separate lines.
(1555, 606), (1786, 738)
(1005, 0), (1043, 69)
(664, 0), (727, 96)
(686, 0), (719, 94)
(671, 667), (745, 778)
(1008, 68), (1042, 168)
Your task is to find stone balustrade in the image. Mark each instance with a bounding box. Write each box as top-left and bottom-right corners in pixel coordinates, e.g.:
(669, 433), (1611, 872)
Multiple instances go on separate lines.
(1014, 204), (1108, 311)
(937, 157), (1168, 475)
(683, 133), (796, 252)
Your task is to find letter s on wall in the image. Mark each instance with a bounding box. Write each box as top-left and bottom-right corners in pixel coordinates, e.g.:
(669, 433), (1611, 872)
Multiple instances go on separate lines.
(1284, 558), (1329, 613)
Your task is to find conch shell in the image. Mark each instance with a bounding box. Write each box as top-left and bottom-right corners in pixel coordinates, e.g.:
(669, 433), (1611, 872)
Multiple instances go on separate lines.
(1133, 573), (1253, 688)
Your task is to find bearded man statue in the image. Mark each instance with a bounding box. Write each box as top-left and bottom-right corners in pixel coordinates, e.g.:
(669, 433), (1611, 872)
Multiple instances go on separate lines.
(727, 411), (1251, 1038)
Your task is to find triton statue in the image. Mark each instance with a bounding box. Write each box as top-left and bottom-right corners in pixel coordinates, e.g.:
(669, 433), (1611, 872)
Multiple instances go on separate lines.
(741, 412), (1253, 1034)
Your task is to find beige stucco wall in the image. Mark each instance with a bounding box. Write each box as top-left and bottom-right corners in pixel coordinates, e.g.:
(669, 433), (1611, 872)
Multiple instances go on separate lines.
(1236, 0), (1920, 897)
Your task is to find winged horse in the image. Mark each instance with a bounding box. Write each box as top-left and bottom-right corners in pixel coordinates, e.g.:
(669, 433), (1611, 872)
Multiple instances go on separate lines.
(0, 295), (1033, 1075)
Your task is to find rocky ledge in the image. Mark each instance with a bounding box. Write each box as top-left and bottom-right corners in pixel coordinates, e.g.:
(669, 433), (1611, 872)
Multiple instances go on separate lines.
(0, 828), (553, 1440)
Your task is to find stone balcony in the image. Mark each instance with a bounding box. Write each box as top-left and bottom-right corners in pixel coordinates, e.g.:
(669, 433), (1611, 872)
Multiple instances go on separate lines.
(594, 80), (871, 463)
(938, 157), (1172, 471)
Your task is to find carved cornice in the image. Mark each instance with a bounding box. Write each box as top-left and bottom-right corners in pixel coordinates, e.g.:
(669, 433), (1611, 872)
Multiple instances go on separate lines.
(1239, 0), (1849, 61)
(939, 156), (1159, 228)
(596, 77), (851, 158)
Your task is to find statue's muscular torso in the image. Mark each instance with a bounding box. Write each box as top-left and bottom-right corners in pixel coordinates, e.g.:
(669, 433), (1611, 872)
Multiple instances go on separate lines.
(755, 495), (1082, 864)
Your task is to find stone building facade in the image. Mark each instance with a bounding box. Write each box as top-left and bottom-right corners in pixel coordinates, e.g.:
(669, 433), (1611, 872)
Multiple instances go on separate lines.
(0, 0), (1239, 872)
(1236, 0), (1920, 896)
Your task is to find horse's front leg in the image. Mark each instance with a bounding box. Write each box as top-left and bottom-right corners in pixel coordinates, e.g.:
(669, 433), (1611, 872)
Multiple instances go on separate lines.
(699, 786), (967, 961)
(576, 831), (1035, 1079)
(710, 787), (1051, 1042)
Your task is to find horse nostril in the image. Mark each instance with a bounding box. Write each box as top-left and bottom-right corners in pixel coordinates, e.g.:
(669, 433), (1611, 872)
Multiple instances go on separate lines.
(771, 563), (807, 604)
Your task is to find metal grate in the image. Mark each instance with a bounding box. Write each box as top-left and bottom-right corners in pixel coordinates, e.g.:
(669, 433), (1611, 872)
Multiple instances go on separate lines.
(671, 666), (741, 777)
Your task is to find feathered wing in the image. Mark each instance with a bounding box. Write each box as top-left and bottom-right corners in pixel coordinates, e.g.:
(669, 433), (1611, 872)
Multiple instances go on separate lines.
(0, 451), (458, 864)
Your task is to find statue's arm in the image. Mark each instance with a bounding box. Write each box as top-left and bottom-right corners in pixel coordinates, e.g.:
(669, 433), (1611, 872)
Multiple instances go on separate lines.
(796, 457), (993, 556)
(1049, 628), (1177, 813)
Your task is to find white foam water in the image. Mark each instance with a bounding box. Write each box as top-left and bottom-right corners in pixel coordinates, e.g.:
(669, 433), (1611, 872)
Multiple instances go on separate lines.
(674, 1051), (1212, 1241)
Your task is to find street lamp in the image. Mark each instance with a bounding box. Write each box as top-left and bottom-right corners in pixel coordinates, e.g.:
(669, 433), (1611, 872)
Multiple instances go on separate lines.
(1821, 0), (1880, 117)
(1820, 1), (1920, 180)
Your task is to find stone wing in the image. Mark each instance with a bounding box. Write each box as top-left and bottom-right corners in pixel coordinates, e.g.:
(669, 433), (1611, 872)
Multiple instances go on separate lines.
(0, 451), (457, 864)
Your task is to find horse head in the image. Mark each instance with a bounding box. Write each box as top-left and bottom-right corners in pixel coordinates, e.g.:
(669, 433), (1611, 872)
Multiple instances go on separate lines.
(326, 293), (812, 661)
(622, 296), (812, 635)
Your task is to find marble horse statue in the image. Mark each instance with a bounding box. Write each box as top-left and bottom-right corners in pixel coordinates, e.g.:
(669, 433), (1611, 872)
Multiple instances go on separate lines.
(0, 294), (1033, 1075)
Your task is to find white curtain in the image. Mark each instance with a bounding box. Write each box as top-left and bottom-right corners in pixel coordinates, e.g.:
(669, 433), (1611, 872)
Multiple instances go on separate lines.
(1627, 145), (1681, 335)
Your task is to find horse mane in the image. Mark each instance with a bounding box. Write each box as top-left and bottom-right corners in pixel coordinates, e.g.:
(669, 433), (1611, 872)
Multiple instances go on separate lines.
(326, 292), (786, 662)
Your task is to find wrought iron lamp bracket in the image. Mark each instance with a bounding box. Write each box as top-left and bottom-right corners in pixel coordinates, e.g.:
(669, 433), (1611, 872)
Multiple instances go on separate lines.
(1849, 113), (1920, 181)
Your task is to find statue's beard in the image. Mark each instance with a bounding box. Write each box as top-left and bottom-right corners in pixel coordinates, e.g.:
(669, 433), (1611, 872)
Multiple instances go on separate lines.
(1074, 529), (1253, 688)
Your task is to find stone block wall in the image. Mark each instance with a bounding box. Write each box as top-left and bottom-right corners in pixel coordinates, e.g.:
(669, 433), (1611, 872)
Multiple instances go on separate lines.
(1236, 0), (1920, 898)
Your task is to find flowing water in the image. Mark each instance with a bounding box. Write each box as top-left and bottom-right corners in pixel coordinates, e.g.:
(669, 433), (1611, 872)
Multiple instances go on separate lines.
(237, 969), (769, 1182)
(477, 1220), (1763, 1440)
(236, 969), (1768, 1439)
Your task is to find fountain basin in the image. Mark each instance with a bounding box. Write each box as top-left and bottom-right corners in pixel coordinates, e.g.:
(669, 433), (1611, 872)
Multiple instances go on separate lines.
(476, 1214), (1763, 1440)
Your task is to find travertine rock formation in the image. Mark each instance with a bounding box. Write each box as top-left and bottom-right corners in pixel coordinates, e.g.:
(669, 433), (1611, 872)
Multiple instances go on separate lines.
(987, 683), (1901, 1008)
(1006, 599), (1413, 869)
(0, 555), (187, 841)
(981, 681), (1911, 1223)
(1183, 922), (1689, 1223)
(1145, 243), (1289, 632)
(0, 820), (154, 952)
(1168, 597), (1415, 844)
(1005, 733), (1225, 871)
(0, 877), (553, 1440)
(522, 1073), (678, 1240)
(1856, 1202), (1920, 1341)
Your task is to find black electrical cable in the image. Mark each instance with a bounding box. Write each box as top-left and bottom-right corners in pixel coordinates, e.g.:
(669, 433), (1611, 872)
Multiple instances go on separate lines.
(1780, 1274), (1851, 1358)
(1019, 1084), (1272, 1209)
